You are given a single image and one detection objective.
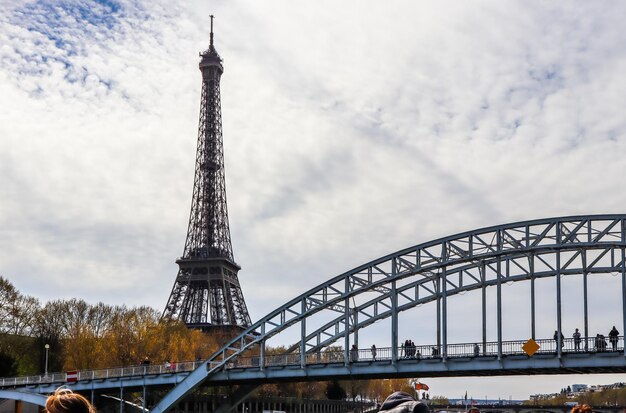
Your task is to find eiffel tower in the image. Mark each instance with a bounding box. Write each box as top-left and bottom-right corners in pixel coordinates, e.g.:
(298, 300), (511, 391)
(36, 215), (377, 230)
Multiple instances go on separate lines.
(163, 16), (251, 331)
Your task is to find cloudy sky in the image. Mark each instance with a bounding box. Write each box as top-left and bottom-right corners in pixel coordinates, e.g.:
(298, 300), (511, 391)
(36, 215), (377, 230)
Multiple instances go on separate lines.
(2, 0), (626, 399)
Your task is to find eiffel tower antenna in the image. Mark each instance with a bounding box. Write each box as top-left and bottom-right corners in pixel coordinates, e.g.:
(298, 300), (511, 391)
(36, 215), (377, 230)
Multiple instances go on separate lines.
(163, 16), (252, 331)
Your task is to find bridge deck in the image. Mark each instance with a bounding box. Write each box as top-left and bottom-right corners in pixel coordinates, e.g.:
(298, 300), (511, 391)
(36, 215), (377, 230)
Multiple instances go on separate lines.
(1, 336), (623, 393)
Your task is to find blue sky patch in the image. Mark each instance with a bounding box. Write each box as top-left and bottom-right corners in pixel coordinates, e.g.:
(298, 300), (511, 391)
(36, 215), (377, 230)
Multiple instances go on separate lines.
(13, 0), (123, 56)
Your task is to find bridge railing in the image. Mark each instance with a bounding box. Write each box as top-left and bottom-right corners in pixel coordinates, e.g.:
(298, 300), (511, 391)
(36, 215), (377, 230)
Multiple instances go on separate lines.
(0, 360), (204, 388)
(227, 335), (623, 368)
(1, 336), (623, 387)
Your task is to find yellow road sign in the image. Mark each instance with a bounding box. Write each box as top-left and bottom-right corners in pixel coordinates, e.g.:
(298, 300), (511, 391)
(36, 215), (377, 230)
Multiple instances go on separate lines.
(522, 338), (540, 356)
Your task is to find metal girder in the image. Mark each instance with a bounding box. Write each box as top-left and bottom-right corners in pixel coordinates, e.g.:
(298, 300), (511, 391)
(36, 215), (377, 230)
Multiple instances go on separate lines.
(0, 390), (47, 406)
(151, 214), (626, 413)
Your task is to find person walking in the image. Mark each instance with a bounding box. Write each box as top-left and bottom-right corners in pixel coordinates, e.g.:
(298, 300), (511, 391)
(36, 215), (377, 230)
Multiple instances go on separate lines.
(473, 343), (480, 357)
(573, 328), (582, 351)
(609, 326), (620, 351)
(371, 344), (377, 361)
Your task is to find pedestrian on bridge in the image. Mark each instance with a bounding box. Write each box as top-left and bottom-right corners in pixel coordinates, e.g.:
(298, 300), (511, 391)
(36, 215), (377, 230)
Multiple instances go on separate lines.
(350, 344), (359, 362)
(371, 344), (377, 361)
(595, 334), (607, 352)
(46, 387), (96, 413)
(553, 330), (564, 349)
(573, 328), (581, 351)
(609, 326), (620, 351)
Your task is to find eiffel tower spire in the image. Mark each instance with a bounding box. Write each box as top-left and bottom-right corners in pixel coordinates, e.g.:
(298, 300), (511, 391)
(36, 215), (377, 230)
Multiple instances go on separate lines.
(163, 16), (251, 330)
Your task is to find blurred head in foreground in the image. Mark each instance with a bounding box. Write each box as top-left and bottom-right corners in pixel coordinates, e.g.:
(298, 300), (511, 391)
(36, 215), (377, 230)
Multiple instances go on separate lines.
(379, 391), (429, 413)
(46, 388), (96, 413)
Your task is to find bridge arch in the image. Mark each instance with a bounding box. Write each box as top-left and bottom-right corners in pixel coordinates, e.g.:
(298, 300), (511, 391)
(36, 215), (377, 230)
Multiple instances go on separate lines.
(152, 214), (626, 413)
(0, 390), (47, 407)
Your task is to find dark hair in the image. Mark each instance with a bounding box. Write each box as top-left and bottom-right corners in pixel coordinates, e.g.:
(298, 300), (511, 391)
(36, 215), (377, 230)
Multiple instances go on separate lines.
(46, 388), (96, 413)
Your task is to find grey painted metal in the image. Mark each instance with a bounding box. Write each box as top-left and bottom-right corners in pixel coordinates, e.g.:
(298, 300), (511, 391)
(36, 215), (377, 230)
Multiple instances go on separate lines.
(496, 258), (502, 360)
(162, 15), (251, 328)
(300, 299), (306, 368)
(481, 261), (486, 354)
(442, 267), (448, 360)
(4, 215), (626, 411)
(556, 250), (562, 358)
(4, 337), (626, 395)
(0, 361), (203, 393)
(530, 256), (535, 340)
(623, 247), (626, 357)
(260, 323), (265, 371)
(214, 385), (259, 413)
(0, 390), (47, 406)
(344, 277), (349, 366)
(436, 277), (441, 352)
(391, 279), (398, 364)
(584, 270), (589, 350)
(205, 348), (626, 384)
(149, 214), (626, 413)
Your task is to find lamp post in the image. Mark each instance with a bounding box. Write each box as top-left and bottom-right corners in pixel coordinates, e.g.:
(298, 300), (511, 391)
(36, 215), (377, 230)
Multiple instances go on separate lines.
(44, 343), (50, 378)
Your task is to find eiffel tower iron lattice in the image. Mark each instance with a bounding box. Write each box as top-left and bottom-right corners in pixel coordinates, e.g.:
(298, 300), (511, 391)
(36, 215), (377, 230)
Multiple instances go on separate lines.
(163, 16), (251, 330)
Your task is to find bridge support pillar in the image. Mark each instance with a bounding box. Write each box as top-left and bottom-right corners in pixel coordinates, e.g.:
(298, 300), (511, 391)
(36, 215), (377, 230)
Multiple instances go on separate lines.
(436, 277), (441, 353)
(260, 324), (265, 371)
(497, 257), (502, 360)
(353, 310), (359, 350)
(391, 278), (398, 365)
(214, 385), (259, 413)
(584, 270), (589, 350)
(481, 261), (487, 355)
(442, 266), (448, 360)
(301, 298), (306, 368)
(622, 247), (626, 357)
(530, 255), (535, 340)
(556, 247), (563, 358)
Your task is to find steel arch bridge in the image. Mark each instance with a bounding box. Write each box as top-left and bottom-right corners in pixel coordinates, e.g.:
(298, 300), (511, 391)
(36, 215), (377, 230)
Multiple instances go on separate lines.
(2, 216), (625, 412)
(149, 214), (626, 412)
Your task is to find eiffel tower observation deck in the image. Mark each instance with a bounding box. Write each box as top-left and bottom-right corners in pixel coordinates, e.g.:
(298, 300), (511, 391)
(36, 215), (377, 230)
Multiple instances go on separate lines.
(163, 16), (251, 332)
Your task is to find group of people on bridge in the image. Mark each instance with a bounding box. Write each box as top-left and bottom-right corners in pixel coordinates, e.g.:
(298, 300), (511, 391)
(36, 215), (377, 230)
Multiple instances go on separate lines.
(401, 340), (420, 358)
(557, 326), (620, 351)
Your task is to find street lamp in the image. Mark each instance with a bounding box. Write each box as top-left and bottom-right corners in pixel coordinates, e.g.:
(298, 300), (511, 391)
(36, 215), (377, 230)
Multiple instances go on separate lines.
(44, 344), (50, 378)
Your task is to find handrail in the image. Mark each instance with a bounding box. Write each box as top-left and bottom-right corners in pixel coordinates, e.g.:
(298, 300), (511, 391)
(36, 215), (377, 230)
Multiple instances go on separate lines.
(1, 335), (622, 388)
(0, 359), (203, 388)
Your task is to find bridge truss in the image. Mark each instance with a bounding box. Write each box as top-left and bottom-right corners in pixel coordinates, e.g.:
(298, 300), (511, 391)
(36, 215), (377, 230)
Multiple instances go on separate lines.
(135, 215), (626, 411)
